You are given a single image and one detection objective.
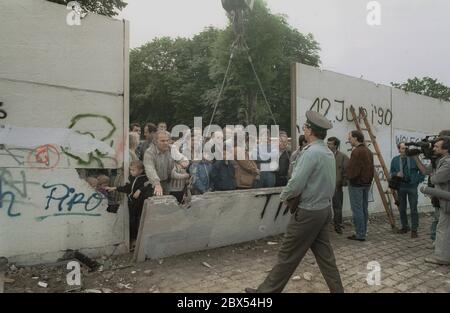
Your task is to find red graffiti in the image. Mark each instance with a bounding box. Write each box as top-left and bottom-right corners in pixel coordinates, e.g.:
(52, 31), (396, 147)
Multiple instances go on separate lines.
(27, 144), (60, 169)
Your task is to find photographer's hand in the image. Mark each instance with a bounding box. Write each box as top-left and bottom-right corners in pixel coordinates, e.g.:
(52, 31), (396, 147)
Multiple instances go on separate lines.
(413, 155), (429, 175)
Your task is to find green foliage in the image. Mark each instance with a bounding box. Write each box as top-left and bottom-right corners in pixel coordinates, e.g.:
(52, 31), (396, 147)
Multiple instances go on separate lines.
(130, 0), (321, 134)
(47, 0), (127, 17)
(391, 77), (450, 102)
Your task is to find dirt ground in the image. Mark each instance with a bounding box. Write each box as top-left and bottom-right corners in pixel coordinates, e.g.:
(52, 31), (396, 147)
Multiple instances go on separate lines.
(3, 213), (450, 293)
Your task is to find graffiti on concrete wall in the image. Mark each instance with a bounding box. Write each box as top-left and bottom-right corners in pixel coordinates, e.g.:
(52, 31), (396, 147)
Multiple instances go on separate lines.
(27, 144), (61, 169)
(256, 192), (289, 221)
(0, 102), (6, 119)
(62, 114), (119, 168)
(0, 113), (121, 169)
(37, 183), (105, 221)
(0, 111), (121, 221)
(0, 169), (106, 221)
(0, 145), (61, 169)
(0, 146), (28, 166)
(309, 97), (393, 126)
(393, 129), (430, 153)
(0, 168), (40, 217)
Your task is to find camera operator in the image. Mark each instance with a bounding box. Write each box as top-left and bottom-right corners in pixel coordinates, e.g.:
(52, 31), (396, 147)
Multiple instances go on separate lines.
(415, 135), (450, 265)
(390, 142), (425, 238)
(415, 130), (450, 247)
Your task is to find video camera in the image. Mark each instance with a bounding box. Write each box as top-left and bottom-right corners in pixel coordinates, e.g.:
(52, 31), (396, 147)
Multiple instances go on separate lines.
(404, 135), (438, 161)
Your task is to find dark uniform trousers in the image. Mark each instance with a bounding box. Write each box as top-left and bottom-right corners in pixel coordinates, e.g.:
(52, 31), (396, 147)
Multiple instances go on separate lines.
(332, 187), (344, 228)
(257, 206), (344, 293)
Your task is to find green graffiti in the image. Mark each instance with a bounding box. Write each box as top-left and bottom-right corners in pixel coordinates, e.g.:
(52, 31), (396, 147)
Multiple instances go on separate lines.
(68, 114), (116, 141)
(62, 114), (118, 168)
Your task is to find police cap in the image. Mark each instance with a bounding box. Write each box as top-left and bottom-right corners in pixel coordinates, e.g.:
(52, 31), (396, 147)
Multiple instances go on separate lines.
(305, 111), (333, 131)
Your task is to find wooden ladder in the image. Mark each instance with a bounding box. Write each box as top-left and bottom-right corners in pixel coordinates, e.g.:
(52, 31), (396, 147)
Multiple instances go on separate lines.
(349, 106), (397, 231)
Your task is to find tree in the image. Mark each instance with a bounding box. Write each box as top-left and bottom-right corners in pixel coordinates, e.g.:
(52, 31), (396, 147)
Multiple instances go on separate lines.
(47, 0), (127, 17)
(129, 37), (188, 127)
(129, 0), (321, 134)
(391, 77), (450, 102)
(209, 0), (321, 129)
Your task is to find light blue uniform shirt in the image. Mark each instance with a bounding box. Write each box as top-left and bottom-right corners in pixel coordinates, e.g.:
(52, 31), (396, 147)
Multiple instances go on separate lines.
(280, 140), (336, 211)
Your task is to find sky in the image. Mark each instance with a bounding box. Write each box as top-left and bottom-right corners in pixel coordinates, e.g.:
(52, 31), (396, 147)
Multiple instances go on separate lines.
(119, 0), (450, 86)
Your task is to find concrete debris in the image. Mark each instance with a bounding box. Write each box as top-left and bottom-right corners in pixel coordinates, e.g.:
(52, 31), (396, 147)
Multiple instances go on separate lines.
(102, 288), (113, 293)
(102, 260), (112, 271)
(9, 264), (17, 272)
(303, 272), (313, 281)
(267, 241), (278, 245)
(131, 271), (137, 274)
(292, 276), (301, 281)
(116, 283), (132, 290)
(38, 281), (48, 288)
(61, 250), (101, 272)
(158, 259), (164, 265)
(148, 285), (159, 292)
(111, 264), (133, 271)
(144, 270), (153, 275)
(103, 272), (114, 280)
(202, 262), (212, 268)
(65, 286), (82, 293)
(84, 289), (102, 293)
(431, 270), (444, 277)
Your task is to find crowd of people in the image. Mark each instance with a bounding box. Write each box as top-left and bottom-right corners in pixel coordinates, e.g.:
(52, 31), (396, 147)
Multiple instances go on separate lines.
(108, 121), (294, 242)
(103, 117), (449, 273)
(129, 122), (293, 197)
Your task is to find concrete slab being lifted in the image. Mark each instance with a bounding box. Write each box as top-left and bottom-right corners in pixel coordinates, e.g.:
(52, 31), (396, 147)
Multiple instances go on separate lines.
(134, 188), (290, 262)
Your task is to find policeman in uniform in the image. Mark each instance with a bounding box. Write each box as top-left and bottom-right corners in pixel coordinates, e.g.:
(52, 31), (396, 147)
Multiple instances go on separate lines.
(246, 111), (344, 293)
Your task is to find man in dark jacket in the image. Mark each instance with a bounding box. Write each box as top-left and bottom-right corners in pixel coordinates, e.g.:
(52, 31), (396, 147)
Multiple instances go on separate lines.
(346, 130), (374, 241)
(327, 137), (349, 234)
(390, 142), (425, 238)
(275, 131), (291, 187)
(211, 159), (236, 191)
